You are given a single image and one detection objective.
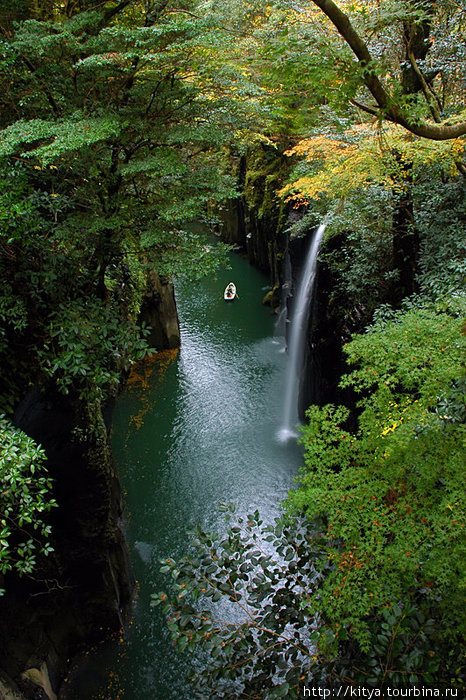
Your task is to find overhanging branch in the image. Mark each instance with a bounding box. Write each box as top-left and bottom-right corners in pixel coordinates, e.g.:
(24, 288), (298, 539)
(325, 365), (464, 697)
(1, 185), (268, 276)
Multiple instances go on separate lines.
(310, 0), (466, 141)
(350, 99), (381, 118)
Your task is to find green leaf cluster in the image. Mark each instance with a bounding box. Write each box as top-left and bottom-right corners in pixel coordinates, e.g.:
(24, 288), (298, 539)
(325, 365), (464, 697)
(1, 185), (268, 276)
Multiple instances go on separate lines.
(0, 116), (122, 163)
(152, 506), (325, 699)
(0, 415), (56, 594)
(38, 298), (152, 402)
(288, 296), (465, 678)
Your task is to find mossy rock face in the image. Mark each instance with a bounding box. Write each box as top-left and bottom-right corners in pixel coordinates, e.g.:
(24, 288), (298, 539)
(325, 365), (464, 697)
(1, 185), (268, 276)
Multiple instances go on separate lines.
(239, 144), (292, 282)
(243, 145), (290, 229)
(217, 142), (292, 286)
(262, 285), (280, 309)
(139, 272), (180, 351)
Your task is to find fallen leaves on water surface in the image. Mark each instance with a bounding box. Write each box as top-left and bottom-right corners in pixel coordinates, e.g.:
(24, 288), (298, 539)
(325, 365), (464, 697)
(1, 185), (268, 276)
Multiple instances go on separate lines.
(126, 348), (179, 432)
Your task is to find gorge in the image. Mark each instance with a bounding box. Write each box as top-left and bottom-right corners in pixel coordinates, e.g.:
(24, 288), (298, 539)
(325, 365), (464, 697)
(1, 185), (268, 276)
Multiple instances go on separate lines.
(61, 246), (305, 699)
(0, 0), (464, 697)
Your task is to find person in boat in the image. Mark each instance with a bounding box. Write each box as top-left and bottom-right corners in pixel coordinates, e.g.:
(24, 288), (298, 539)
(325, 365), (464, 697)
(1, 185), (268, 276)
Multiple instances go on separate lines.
(224, 282), (238, 299)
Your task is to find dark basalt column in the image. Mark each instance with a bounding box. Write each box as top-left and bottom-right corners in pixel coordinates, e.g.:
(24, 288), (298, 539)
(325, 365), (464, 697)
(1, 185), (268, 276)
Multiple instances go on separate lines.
(139, 273), (180, 350)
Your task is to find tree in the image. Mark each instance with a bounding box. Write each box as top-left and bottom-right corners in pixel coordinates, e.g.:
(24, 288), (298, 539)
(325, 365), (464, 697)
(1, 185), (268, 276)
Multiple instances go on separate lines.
(0, 0), (261, 406)
(308, 0), (466, 141)
(279, 125), (465, 203)
(0, 0), (262, 590)
(152, 507), (327, 699)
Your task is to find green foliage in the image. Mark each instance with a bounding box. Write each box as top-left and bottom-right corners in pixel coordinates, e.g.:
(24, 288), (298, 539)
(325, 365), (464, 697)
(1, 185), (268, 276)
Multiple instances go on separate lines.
(38, 299), (152, 402)
(289, 296), (465, 676)
(316, 186), (397, 316)
(289, 163), (465, 326)
(0, 416), (56, 594)
(0, 116), (122, 162)
(0, 0), (259, 421)
(0, 284), (28, 351)
(322, 602), (459, 688)
(152, 506), (326, 699)
(0, 0), (260, 595)
(252, 5), (360, 133)
(415, 178), (466, 299)
(344, 297), (465, 399)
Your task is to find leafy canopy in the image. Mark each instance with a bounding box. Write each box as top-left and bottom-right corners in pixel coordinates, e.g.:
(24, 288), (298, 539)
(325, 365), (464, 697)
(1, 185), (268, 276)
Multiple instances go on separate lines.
(0, 0), (267, 592)
(280, 124), (465, 204)
(0, 0), (269, 409)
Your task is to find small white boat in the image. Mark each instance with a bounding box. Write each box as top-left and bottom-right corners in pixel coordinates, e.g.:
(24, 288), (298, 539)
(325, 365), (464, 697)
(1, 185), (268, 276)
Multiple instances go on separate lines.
(224, 282), (237, 301)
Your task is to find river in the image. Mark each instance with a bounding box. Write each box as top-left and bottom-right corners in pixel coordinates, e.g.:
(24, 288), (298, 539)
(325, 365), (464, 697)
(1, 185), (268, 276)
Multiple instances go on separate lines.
(62, 250), (303, 699)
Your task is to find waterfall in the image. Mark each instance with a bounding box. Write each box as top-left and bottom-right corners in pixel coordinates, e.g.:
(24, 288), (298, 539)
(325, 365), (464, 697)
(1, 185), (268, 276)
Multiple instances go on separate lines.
(277, 218), (328, 442)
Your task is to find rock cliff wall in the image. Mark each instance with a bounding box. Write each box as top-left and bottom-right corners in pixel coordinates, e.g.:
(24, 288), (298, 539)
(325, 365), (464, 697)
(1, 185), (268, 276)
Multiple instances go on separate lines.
(0, 280), (180, 700)
(0, 389), (134, 700)
(218, 144), (290, 305)
(218, 146), (362, 415)
(139, 273), (181, 350)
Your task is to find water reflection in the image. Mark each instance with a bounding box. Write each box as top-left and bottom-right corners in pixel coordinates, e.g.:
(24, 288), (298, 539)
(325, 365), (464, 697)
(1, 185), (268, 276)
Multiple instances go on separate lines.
(61, 252), (303, 699)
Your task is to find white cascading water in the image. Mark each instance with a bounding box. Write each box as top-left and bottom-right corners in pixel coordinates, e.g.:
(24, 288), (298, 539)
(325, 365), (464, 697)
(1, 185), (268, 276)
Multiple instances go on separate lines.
(277, 218), (328, 442)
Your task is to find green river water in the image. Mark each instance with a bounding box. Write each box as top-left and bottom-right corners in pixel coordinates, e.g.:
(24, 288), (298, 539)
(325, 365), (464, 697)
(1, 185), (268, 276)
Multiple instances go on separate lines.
(62, 251), (303, 699)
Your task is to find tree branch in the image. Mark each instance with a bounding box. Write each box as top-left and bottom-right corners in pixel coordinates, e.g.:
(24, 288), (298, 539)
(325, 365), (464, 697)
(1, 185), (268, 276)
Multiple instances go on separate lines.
(310, 0), (466, 140)
(350, 99), (381, 118)
(310, 0), (390, 110)
(102, 0), (133, 25)
(407, 49), (441, 123)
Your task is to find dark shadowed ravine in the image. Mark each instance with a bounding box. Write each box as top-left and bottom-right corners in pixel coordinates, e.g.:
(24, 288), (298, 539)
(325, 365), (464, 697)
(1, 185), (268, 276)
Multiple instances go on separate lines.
(61, 251), (303, 699)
